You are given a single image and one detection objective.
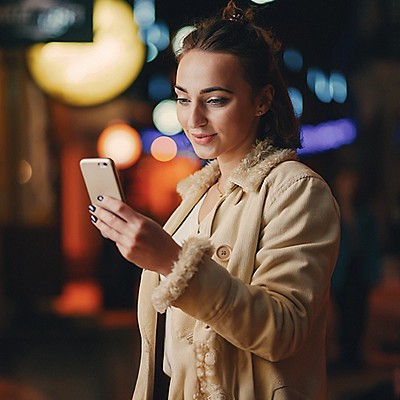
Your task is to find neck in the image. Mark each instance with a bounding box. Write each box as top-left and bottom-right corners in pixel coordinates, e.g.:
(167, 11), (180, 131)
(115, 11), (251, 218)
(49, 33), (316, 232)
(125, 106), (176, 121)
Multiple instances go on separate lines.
(216, 131), (258, 180)
(217, 163), (234, 189)
(217, 150), (249, 186)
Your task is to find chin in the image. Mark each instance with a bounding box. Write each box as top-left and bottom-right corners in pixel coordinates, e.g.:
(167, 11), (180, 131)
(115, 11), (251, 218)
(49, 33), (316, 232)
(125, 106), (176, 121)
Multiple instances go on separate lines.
(194, 150), (218, 161)
(191, 144), (217, 160)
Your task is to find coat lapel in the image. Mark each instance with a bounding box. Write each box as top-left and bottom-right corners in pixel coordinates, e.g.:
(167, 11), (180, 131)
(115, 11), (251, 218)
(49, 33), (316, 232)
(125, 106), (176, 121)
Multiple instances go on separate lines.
(177, 140), (296, 200)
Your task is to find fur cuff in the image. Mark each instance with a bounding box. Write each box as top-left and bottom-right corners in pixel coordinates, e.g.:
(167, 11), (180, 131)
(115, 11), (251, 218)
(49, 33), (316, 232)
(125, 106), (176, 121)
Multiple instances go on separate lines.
(152, 236), (214, 313)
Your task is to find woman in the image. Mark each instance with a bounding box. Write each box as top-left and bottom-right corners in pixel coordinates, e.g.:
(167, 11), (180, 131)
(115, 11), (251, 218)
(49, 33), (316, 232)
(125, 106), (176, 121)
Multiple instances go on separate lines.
(89, 1), (340, 399)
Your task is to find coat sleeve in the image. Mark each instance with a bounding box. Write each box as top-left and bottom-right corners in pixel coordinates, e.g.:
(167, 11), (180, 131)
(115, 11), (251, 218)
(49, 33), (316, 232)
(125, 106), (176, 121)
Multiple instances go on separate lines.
(152, 173), (340, 361)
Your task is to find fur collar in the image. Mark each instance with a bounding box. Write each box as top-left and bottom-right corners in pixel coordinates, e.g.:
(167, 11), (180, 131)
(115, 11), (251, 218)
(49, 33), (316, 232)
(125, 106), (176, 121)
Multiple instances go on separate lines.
(177, 140), (297, 198)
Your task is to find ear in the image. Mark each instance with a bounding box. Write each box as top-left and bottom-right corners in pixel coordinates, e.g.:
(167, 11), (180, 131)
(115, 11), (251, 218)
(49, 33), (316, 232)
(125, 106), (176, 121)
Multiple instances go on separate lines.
(256, 84), (274, 116)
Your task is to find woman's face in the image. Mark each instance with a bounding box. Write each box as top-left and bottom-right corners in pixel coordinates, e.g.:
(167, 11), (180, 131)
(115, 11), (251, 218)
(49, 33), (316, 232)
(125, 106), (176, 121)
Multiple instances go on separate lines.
(175, 50), (265, 164)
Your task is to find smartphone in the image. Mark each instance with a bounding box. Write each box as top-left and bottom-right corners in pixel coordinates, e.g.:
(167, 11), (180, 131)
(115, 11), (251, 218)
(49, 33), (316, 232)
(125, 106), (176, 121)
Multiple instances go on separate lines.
(80, 158), (126, 206)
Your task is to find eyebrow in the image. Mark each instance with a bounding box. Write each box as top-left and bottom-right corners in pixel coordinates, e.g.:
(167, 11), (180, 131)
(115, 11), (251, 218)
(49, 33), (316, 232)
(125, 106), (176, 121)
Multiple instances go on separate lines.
(174, 85), (234, 94)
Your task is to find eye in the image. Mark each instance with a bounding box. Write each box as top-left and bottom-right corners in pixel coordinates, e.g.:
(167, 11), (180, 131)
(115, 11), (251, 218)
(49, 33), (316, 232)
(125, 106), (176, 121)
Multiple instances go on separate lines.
(206, 97), (229, 106)
(176, 97), (190, 105)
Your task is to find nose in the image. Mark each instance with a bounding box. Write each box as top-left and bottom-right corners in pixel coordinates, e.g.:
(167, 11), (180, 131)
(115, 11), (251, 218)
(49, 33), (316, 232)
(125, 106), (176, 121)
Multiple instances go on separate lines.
(187, 103), (207, 129)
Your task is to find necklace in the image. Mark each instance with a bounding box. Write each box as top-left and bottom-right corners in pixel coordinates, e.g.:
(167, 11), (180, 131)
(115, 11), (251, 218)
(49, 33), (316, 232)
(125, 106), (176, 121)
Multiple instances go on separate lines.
(216, 180), (224, 197)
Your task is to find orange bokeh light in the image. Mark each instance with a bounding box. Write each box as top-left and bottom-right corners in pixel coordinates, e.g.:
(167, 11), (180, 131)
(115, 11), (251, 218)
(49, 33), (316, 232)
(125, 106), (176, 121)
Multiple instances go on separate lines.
(150, 136), (177, 162)
(97, 122), (142, 169)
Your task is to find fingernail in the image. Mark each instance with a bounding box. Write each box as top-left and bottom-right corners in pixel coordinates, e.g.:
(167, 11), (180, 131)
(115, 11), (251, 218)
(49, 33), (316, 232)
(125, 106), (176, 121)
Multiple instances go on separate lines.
(97, 195), (104, 201)
(90, 215), (98, 223)
(89, 204), (96, 212)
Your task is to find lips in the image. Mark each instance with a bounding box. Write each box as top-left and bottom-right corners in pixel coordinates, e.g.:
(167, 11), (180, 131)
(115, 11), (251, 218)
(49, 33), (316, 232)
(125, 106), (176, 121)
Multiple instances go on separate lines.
(191, 132), (217, 145)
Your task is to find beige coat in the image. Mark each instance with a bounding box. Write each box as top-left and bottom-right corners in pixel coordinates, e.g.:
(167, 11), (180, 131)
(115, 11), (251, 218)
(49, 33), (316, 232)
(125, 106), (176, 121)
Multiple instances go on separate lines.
(132, 140), (340, 400)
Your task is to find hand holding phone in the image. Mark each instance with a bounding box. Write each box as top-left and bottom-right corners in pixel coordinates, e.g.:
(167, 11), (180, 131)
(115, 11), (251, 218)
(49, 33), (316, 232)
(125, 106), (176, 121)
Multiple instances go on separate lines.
(80, 157), (181, 274)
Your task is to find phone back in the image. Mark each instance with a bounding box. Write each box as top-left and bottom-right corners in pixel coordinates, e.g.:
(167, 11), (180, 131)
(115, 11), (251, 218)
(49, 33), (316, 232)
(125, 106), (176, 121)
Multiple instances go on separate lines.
(80, 158), (125, 206)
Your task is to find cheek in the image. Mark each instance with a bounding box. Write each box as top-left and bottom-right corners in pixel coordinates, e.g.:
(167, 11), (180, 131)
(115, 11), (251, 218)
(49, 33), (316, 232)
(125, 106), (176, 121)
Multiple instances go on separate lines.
(176, 107), (187, 128)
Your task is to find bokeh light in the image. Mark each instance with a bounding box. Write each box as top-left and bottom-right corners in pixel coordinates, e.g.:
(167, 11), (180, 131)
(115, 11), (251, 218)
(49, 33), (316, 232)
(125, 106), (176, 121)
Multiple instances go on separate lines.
(288, 87), (303, 118)
(150, 136), (178, 162)
(146, 42), (158, 62)
(307, 68), (332, 103)
(329, 71), (348, 103)
(140, 128), (163, 152)
(37, 7), (77, 37)
(27, 0), (146, 106)
(133, 0), (155, 28)
(315, 75), (332, 103)
(148, 73), (172, 101)
(141, 128), (196, 159)
(307, 67), (323, 92)
(97, 122), (142, 169)
(152, 99), (182, 135)
(145, 21), (170, 51)
(298, 119), (357, 155)
(283, 48), (303, 72)
(307, 67), (348, 104)
(18, 160), (33, 184)
(134, 0), (169, 63)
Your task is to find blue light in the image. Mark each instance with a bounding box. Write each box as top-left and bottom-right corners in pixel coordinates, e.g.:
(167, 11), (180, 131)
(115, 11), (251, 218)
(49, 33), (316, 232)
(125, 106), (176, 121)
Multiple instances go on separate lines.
(148, 74), (172, 101)
(315, 72), (332, 103)
(283, 48), (303, 72)
(330, 71), (347, 103)
(307, 67), (332, 102)
(134, 0), (155, 28)
(308, 68), (348, 104)
(145, 21), (170, 51)
(288, 87), (303, 117)
(140, 128), (161, 152)
(298, 118), (357, 155)
(146, 42), (158, 62)
(307, 67), (322, 92)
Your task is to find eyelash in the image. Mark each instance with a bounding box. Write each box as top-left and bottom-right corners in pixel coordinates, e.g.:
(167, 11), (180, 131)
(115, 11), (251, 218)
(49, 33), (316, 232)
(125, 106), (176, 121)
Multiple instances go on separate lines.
(175, 97), (229, 106)
(207, 97), (228, 105)
(176, 97), (189, 105)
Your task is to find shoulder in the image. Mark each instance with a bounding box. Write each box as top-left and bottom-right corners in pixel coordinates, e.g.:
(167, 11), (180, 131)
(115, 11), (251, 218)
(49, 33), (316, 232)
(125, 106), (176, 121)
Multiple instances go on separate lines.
(265, 160), (336, 207)
(267, 160), (325, 185)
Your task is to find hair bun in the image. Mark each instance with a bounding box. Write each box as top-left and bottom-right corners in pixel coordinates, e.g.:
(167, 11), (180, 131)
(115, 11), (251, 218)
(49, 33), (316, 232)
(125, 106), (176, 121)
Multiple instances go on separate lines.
(222, 1), (245, 23)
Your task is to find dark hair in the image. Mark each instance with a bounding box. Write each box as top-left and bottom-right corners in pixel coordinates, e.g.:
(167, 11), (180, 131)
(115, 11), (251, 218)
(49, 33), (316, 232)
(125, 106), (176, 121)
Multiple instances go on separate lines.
(176, 1), (301, 150)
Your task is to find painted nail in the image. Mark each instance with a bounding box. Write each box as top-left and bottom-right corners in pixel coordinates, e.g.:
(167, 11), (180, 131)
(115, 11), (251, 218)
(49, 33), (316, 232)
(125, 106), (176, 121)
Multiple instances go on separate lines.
(90, 215), (98, 223)
(88, 204), (96, 212)
(97, 195), (104, 201)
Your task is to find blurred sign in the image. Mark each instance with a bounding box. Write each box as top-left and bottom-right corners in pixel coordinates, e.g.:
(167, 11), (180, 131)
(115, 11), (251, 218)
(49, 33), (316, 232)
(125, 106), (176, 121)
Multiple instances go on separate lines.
(0, 0), (93, 45)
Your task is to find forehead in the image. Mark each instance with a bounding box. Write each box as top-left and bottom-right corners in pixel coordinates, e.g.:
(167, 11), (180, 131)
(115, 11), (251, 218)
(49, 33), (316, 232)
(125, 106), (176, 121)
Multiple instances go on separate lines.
(176, 50), (248, 90)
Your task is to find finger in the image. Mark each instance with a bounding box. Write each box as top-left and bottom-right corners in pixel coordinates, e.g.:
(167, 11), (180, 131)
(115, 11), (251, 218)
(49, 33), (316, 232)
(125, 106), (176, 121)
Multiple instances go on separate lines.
(89, 202), (144, 253)
(89, 206), (128, 240)
(89, 213), (109, 239)
(91, 211), (142, 263)
(93, 205), (127, 231)
(96, 195), (135, 221)
(90, 211), (122, 242)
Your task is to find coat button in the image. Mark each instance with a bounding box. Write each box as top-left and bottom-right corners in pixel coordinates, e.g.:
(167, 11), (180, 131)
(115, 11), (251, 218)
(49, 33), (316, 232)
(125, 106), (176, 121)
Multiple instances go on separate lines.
(215, 245), (232, 261)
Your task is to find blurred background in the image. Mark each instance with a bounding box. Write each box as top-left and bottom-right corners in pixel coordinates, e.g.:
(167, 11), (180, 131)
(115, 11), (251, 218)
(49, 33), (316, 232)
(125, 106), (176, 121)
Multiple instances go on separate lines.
(0, 0), (399, 399)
